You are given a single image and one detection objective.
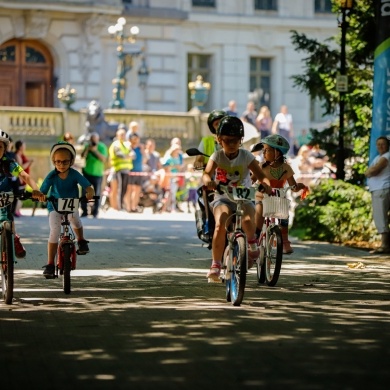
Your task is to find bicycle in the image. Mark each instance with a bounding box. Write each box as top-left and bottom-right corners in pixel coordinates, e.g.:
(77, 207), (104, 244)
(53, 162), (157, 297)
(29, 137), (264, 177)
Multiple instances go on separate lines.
(217, 184), (258, 306)
(256, 186), (293, 287)
(0, 191), (33, 304)
(46, 195), (99, 295)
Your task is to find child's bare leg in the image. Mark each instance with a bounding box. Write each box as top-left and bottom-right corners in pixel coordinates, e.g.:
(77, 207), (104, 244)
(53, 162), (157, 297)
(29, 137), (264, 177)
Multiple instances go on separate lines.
(48, 242), (58, 265)
(74, 227), (85, 242)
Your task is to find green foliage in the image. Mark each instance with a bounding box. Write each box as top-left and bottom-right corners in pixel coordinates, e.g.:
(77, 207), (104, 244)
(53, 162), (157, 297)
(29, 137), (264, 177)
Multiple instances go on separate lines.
(290, 0), (375, 186)
(293, 179), (377, 243)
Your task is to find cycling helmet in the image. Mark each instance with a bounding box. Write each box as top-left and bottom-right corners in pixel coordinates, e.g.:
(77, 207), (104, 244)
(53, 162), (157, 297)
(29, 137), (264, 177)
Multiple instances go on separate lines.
(0, 129), (11, 147)
(217, 116), (244, 138)
(50, 141), (76, 165)
(251, 134), (290, 155)
(207, 109), (226, 134)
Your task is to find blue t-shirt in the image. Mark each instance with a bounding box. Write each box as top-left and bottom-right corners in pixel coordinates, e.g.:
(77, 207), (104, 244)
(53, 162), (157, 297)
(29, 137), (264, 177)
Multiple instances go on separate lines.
(131, 147), (143, 172)
(40, 168), (91, 212)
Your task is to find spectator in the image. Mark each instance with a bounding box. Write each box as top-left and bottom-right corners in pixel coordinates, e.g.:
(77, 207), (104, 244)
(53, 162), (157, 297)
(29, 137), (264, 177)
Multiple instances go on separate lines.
(296, 129), (312, 148)
(80, 132), (108, 218)
(295, 145), (314, 187)
(163, 144), (184, 213)
(126, 132), (145, 213)
(364, 136), (390, 254)
(255, 105), (272, 140)
(108, 127), (134, 211)
(272, 105), (294, 151)
(127, 121), (140, 138)
(240, 101), (257, 126)
(144, 138), (161, 173)
(223, 100), (238, 116)
(14, 140), (34, 217)
(309, 144), (329, 172)
(63, 132), (75, 144)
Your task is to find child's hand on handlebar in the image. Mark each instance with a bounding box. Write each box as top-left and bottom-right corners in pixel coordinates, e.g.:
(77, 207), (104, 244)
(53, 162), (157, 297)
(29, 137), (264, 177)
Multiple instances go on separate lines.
(85, 187), (95, 200)
(32, 190), (46, 202)
(257, 182), (272, 195)
(204, 179), (217, 190)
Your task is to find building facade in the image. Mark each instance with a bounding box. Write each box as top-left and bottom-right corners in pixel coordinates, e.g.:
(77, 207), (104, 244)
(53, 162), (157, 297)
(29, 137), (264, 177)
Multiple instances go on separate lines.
(0, 0), (337, 135)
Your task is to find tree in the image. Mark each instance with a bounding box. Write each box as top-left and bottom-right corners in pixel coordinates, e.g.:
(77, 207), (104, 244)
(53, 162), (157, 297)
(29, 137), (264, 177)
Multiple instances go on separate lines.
(290, 0), (375, 185)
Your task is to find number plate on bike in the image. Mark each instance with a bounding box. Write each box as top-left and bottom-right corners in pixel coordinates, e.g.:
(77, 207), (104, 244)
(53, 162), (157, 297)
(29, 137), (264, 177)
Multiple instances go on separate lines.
(0, 192), (14, 208)
(232, 187), (256, 201)
(58, 198), (80, 212)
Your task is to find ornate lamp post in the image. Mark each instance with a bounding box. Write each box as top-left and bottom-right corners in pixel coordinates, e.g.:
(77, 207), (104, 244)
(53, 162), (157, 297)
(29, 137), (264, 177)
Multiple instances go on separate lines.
(188, 75), (211, 112)
(108, 17), (149, 109)
(336, 0), (354, 180)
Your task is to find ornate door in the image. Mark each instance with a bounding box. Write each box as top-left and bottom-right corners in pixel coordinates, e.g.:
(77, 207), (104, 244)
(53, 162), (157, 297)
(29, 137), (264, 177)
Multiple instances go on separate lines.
(0, 39), (54, 107)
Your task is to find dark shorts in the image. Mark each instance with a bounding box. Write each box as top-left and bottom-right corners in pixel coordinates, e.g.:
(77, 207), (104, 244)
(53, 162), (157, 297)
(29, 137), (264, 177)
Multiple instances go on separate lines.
(128, 174), (143, 186)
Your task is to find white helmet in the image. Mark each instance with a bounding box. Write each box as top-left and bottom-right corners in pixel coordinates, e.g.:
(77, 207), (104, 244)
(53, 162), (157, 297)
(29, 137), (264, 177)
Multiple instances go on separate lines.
(0, 130), (11, 147)
(50, 141), (76, 165)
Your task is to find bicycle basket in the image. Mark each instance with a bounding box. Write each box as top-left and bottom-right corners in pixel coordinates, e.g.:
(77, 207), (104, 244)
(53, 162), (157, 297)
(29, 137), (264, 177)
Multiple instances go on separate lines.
(262, 192), (290, 219)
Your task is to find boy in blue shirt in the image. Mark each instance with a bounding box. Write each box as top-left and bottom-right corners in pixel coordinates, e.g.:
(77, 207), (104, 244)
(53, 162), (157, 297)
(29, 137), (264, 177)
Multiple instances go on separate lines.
(39, 142), (95, 278)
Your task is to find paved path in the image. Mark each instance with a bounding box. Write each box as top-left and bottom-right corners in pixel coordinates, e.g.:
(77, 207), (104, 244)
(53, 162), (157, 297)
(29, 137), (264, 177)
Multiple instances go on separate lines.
(1, 208), (389, 390)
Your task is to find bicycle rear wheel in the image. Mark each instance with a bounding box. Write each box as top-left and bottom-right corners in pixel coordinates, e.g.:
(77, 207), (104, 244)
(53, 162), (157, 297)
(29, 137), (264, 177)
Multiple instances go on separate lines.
(1, 222), (14, 304)
(265, 225), (283, 286)
(62, 244), (72, 294)
(229, 235), (247, 306)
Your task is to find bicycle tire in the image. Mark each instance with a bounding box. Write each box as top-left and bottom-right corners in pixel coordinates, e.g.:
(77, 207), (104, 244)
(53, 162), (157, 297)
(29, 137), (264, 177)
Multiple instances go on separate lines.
(62, 243), (72, 294)
(229, 235), (247, 306)
(265, 225), (283, 286)
(256, 238), (266, 284)
(1, 222), (14, 304)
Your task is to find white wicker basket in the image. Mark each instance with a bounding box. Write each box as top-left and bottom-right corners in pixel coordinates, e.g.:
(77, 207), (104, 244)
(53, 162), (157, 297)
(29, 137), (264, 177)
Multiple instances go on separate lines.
(262, 193), (290, 219)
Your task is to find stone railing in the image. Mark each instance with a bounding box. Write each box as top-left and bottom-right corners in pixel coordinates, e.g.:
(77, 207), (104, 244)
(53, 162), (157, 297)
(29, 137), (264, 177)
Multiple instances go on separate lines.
(0, 106), (207, 180)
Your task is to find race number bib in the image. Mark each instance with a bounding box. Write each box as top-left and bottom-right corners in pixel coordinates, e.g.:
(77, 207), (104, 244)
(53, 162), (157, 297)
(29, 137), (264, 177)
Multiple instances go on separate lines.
(232, 186), (256, 201)
(0, 192), (14, 208)
(57, 198), (80, 212)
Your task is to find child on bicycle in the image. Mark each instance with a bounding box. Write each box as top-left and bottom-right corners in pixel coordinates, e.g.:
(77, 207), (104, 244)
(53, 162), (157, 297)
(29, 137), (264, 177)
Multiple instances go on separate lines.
(251, 134), (308, 254)
(202, 116), (271, 282)
(193, 109), (226, 169)
(0, 130), (43, 258)
(40, 141), (95, 278)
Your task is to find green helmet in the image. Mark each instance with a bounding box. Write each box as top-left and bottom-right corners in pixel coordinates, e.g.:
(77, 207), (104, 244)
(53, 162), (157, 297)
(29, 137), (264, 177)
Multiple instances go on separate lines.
(251, 134), (290, 155)
(207, 109), (226, 134)
(217, 116), (244, 138)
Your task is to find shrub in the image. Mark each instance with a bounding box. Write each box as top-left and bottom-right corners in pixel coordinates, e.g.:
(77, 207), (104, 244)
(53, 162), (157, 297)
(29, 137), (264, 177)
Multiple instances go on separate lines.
(292, 179), (377, 244)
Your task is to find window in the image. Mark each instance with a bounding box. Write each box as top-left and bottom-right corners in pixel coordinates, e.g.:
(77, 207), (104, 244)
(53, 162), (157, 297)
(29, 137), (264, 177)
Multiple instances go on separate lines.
(187, 54), (212, 111)
(254, 0), (277, 11)
(249, 57), (272, 109)
(315, 0), (332, 13)
(192, 0), (215, 7)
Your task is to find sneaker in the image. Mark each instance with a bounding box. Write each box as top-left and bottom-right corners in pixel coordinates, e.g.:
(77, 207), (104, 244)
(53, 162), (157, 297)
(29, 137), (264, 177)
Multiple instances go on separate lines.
(77, 239), (90, 255)
(207, 262), (222, 283)
(14, 235), (26, 258)
(42, 263), (55, 279)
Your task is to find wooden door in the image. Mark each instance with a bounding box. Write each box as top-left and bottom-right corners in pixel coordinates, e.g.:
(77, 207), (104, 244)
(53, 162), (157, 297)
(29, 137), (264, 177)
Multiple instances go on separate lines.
(0, 39), (54, 107)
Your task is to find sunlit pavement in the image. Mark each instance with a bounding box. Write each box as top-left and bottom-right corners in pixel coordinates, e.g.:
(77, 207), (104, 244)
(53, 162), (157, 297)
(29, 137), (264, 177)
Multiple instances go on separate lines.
(1, 208), (389, 390)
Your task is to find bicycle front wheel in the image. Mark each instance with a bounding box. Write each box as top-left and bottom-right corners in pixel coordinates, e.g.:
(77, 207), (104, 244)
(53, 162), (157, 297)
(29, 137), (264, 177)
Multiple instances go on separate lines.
(1, 222), (14, 304)
(62, 244), (72, 295)
(265, 225), (283, 286)
(229, 235), (247, 306)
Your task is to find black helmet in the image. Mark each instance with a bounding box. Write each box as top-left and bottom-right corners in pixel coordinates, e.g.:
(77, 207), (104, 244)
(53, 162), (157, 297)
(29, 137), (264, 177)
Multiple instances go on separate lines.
(207, 110), (226, 134)
(217, 116), (244, 138)
(50, 141), (76, 166)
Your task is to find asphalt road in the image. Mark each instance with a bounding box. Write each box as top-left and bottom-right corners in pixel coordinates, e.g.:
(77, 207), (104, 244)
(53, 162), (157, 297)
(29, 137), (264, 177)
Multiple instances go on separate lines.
(1, 207), (389, 390)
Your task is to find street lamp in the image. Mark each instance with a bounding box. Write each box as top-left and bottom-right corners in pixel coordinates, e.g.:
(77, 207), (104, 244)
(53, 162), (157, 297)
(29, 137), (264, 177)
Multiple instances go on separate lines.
(108, 17), (149, 109)
(336, 0), (354, 180)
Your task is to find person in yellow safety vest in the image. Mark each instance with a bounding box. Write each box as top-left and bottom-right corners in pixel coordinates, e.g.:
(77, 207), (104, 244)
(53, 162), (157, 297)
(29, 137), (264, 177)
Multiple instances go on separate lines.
(108, 127), (135, 210)
(193, 110), (226, 170)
